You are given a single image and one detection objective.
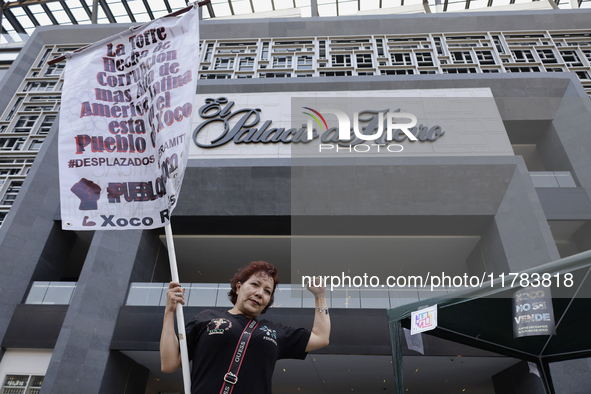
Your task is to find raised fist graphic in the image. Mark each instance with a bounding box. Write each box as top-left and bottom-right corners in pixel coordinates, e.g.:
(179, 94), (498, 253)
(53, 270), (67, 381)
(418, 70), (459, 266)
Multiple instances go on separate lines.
(70, 178), (101, 210)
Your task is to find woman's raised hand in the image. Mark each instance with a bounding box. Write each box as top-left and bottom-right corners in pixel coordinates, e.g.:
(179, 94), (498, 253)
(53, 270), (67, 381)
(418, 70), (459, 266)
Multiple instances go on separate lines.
(165, 281), (185, 314)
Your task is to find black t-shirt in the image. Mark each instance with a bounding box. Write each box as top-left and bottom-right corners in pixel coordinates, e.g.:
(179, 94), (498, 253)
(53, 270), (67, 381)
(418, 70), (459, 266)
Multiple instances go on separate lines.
(185, 309), (311, 394)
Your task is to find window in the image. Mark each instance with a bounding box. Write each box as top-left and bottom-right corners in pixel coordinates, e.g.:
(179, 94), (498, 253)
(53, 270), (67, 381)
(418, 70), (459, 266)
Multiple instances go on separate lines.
(36, 48), (52, 67)
(297, 56), (313, 70)
(492, 36), (506, 54)
(447, 42), (478, 48)
(332, 38), (370, 44)
(1, 181), (23, 206)
(44, 63), (65, 76)
(537, 49), (558, 64)
(272, 56), (292, 68)
(261, 42), (270, 60)
(388, 37), (426, 49)
(381, 69), (414, 75)
(560, 50), (583, 67)
(575, 71), (590, 80)
(23, 82), (56, 92)
(238, 57), (255, 71)
(14, 115), (39, 133)
(447, 35), (487, 40)
(376, 39), (384, 56)
(356, 54), (373, 68)
(434, 37), (445, 55)
(476, 51), (496, 65)
(203, 43), (214, 62)
(442, 67), (478, 74)
(0, 138), (26, 151)
(511, 50), (535, 63)
(200, 74), (231, 80)
(2, 374), (43, 393)
(259, 72), (291, 78)
(23, 105), (53, 112)
(27, 96), (61, 103)
(56, 46), (81, 52)
(505, 34), (546, 39)
(214, 57), (234, 70)
(28, 139), (44, 151)
(331, 54), (351, 67)
(0, 212), (6, 227)
(415, 52), (434, 67)
(451, 51), (472, 64)
(5, 97), (24, 121)
(506, 66), (541, 73)
(390, 53), (412, 66)
(319, 40), (326, 58)
(320, 71), (352, 77)
(0, 168), (21, 175)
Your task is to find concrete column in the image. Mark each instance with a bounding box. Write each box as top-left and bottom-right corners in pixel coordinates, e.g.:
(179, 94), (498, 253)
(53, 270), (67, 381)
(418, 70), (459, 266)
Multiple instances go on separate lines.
(423, 0), (443, 13)
(40, 229), (160, 394)
(91, 0), (99, 23)
(434, 0), (444, 13)
(310, 0), (319, 16)
(544, 83), (591, 196)
(467, 159), (560, 275)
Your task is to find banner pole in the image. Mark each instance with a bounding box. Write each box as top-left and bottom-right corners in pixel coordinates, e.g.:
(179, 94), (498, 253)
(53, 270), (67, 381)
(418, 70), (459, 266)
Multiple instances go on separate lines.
(165, 223), (192, 394)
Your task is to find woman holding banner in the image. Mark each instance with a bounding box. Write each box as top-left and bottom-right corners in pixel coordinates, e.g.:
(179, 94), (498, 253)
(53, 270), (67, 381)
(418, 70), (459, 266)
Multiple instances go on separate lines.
(160, 261), (330, 394)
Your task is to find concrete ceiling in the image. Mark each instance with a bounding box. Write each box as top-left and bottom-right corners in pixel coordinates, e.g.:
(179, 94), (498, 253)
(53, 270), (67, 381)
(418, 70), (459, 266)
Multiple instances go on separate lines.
(123, 350), (519, 394)
(161, 235), (480, 284)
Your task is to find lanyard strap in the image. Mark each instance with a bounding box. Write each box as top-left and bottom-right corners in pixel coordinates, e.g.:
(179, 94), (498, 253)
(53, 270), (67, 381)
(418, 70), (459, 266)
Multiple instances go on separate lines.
(219, 318), (259, 394)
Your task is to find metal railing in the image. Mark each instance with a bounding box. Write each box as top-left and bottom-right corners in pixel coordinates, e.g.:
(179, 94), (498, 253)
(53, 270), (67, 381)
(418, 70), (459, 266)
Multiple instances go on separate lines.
(530, 171), (577, 188)
(23, 281), (459, 308)
(25, 282), (76, 304)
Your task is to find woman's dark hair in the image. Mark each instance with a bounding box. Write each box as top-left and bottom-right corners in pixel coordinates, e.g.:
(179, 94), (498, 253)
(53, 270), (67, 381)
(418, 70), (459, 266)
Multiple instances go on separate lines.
(228, 261), (280, 314)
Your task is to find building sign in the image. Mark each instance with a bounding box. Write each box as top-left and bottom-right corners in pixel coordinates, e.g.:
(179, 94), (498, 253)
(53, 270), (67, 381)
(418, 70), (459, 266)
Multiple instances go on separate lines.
(189, 89), (513, 159)
(513, 287), (556, 337)
(411, 305), (438, 335)
(192, 98), (444, 148)
(58, 8), (200, 230)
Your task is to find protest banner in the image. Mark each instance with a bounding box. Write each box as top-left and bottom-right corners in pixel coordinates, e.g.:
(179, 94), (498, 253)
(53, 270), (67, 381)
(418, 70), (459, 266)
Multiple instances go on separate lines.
(513, 286), (556, 338)
(55, 3), (209, 393)
(411, 305), (438, 335)
(58, 4), (201, 231)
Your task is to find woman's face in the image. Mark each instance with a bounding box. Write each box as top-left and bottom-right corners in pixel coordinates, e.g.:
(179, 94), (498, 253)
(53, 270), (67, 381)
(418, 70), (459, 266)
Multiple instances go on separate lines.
(235, 272), (274, 318)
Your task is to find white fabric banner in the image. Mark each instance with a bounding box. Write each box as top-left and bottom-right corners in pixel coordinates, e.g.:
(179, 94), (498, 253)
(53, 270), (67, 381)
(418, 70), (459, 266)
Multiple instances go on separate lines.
(58, 7), (199, 230)
(403, 328), (425, 355)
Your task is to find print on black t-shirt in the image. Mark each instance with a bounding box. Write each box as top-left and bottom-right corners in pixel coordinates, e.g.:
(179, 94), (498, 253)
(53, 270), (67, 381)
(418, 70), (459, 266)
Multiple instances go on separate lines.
(185, 310), (311, 394)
